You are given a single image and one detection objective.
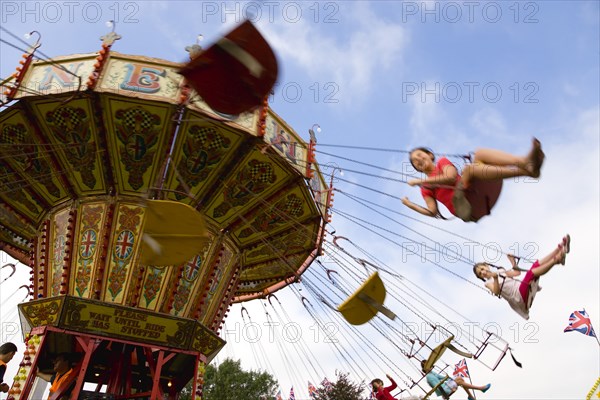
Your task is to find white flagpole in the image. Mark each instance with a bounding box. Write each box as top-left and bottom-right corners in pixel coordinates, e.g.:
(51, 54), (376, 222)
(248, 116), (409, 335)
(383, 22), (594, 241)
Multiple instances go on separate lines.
(466, 359), (476, 400)
(584, 308), (600, 347)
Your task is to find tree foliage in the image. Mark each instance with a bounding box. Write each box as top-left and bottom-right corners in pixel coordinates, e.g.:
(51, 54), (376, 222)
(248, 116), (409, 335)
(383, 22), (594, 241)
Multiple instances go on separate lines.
(312, 371), (367, 400)
(179, 358), (278, 400)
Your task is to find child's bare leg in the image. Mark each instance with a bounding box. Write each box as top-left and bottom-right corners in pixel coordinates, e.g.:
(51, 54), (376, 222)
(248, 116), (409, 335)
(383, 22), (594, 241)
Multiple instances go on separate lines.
(461, 163), (529, 187)
(454, 377), (486, 391)
(531, 248), (564, 277)
(461, 386), (475, 399)
(473, 148), (528, 167)
(472, 138), (544, 177)
(537, 246), (562, 266)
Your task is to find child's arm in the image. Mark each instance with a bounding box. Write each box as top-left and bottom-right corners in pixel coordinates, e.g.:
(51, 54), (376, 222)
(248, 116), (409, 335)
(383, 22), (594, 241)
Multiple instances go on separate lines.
(484, 273), (501, 296)
(402, 196), (438, 217)
(385, 374), (398, 391)
(505, 269), (521, 278)
(409, 163), (458, 187)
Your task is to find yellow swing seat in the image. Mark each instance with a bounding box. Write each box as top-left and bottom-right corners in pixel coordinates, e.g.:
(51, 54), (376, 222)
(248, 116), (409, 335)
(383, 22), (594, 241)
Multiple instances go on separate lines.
(140, 200), (210, 266)
(337, 272), (396, 325)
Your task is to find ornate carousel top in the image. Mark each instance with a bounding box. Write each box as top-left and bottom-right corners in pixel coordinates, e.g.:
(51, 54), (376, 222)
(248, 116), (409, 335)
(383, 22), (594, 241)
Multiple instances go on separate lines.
(0, 23), (329, 330)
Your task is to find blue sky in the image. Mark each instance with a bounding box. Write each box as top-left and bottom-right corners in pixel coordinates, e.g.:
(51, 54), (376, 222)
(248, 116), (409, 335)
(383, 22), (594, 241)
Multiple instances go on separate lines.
(1, 1), (599, 399)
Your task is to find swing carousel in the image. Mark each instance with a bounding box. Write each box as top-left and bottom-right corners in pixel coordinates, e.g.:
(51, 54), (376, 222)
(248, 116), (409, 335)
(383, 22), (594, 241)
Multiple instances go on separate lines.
(0, 22), (329, 399)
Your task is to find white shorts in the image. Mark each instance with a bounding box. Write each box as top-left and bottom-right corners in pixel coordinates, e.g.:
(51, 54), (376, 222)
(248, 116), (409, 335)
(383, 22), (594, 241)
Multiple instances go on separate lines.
(445, 379), (458, 392)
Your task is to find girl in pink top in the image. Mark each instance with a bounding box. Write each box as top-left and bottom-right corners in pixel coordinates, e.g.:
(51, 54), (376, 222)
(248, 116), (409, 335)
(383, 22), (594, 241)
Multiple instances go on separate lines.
(474, 234), (570, 320)
(402, 138), (544, 221)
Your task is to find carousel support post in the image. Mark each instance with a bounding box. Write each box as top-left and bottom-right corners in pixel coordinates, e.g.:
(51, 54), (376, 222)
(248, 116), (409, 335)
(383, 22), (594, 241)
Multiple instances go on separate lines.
(123, 346), (133, 396)
(70, 335), (101, 399)
(106, 344), (125, 394)
(149, 349), (176, 400)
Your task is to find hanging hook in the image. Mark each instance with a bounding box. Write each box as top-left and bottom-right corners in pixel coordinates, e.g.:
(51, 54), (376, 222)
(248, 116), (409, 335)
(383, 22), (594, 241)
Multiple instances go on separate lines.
(267, 294), (279, 307)
(301, 296), (312, 309)
(1, 263), (16, 283)
(24, 30), (41, 51)
(17, 284), (32, 300)
(332, 235), (350, 250)
(240, 306), (250, 321)
(326, 269), (339, 285)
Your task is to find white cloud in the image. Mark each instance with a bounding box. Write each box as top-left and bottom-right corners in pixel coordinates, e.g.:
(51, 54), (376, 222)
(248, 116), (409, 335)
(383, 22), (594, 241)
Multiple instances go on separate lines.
(259, 3), (408, 106)
(469, 107), (508, 139)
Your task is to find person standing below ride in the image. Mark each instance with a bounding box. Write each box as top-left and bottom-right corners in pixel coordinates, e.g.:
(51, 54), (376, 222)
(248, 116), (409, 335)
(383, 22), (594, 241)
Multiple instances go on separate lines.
(36, 352), (78, 400)
(0, 342), (18, 393)
(402, 138), (545, 222)
(371, 374), (399, 400)
(421, 360), (490, 400)
(474, 234), (570, 320)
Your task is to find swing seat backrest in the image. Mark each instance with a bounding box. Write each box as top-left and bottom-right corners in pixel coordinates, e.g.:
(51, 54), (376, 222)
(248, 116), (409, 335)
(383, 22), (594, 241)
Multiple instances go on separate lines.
(179, 20), (278, 115)
(464, 179), (503, 222)
(423, 336), (473, 373)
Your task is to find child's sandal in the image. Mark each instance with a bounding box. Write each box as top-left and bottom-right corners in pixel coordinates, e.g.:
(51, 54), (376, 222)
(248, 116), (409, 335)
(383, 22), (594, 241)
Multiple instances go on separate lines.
(562, 234), (571, 254)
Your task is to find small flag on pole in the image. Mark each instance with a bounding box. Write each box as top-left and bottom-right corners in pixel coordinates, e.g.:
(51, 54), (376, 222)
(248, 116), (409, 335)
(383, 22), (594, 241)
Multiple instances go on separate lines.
(308, 381), (318, 399)
(275, 390), (283, 400)
(289, 387), (295, 400)
(564, 310), (597, 337)
(453, 358), (470, 379)
(322, 378), (333, 392)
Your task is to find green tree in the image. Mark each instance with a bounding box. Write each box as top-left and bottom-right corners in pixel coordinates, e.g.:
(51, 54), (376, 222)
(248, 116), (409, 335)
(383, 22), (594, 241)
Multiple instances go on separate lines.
(313, 371), (367, 400)
(179, 358), (278, 400)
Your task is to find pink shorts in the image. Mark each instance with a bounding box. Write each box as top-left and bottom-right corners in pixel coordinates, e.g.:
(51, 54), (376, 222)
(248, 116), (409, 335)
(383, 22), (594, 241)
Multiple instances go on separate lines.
(518, 260), (540, 304)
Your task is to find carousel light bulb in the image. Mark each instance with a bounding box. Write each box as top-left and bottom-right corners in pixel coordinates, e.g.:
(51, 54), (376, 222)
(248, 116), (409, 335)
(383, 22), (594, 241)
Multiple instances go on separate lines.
(167, 380), (173, 387)
(197, 34), (204, 42)
(24, 33), (31, 39)
(105, 20), (114, 28)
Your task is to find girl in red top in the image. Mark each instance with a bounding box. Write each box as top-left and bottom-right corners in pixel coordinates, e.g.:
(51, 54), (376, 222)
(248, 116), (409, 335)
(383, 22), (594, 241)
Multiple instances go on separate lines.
(371, 374), (399, 400)
(402, 138), (544, 222)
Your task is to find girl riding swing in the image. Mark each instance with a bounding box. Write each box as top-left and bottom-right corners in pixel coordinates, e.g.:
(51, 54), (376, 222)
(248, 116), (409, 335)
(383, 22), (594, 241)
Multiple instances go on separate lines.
(402, 138), (545, 222)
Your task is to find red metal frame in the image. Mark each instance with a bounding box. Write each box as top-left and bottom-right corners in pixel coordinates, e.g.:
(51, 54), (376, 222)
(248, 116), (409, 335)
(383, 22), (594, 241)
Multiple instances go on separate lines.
(18, 325), (202, 400)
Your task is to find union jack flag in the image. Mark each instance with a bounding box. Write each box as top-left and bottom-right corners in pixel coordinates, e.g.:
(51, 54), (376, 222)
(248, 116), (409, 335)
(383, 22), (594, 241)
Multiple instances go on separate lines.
(321, 378), (333, 391)
(289, 387), (295, 400)
(564, 310), (597, 337)
(308, 381), (318, 399)
(453, 358), (470, 379)
(275, 390), (283, 400)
